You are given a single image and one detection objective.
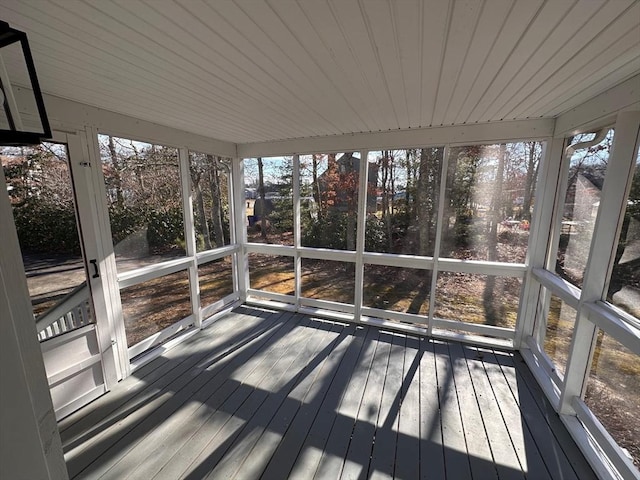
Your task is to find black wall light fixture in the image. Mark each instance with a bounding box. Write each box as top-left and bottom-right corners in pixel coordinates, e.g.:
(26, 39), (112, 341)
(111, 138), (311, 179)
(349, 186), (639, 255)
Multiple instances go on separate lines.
(0, 20), (51, 146)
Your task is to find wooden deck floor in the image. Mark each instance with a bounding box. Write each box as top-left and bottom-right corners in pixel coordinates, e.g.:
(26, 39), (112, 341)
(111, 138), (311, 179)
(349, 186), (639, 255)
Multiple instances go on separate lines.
(58, 306), (596, 480)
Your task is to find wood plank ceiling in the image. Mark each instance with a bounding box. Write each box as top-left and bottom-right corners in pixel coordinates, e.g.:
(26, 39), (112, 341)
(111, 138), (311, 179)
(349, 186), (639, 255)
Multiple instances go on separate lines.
(1, 0), (639, 145)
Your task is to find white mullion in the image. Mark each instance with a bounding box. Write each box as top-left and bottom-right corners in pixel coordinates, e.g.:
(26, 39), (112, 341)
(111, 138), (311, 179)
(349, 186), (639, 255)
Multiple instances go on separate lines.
(232, 157), (249, 301)
(427, 146), (450, 335)
(179, 147), (201, 328)
(224, 160), (240, 304)
(354, 149), (369, 322)
(292, 154), (301, 310)
(559, 111), (640, 415)
(515, 138), (560, 347)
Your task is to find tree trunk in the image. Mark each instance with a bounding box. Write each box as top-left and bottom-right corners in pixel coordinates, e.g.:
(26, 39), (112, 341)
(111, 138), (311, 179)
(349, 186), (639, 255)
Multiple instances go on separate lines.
(522, 142), (539, 221)
(193, 171), (212, 250)
(488, 145), (506, 262)
(107, 136), (124, 208)
(207, 155), (225, 247)
(313, 154), (322, 219)
(257, 157), (268, 241)
(417, 149), (433, 256)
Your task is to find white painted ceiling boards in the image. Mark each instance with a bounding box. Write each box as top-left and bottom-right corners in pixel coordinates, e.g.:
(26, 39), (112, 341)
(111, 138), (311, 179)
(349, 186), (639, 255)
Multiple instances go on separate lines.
(1, 0), (639, 145)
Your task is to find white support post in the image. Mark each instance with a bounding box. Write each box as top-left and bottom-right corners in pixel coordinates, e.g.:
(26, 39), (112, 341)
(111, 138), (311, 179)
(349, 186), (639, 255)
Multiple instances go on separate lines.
(515, 137), (564, 348)
(232, 157), (249, 301)
(0, 168), (69, 480)
(559, 111), (640, 415)
(354, 150), (369, 322)
(427, 146), (450, 335)
(292, 154), (302, 310)
(179, 147), (201, 328)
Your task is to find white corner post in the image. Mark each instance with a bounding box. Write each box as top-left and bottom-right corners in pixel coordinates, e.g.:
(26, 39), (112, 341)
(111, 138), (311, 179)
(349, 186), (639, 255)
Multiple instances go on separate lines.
(232, 157), (249, 301)
(559, 111), (640, 415)
(0, 168), (69, 480)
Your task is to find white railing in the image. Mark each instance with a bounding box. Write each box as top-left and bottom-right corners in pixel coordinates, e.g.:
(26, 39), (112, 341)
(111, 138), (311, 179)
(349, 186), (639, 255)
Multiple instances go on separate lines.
(36, 282), (92, 341)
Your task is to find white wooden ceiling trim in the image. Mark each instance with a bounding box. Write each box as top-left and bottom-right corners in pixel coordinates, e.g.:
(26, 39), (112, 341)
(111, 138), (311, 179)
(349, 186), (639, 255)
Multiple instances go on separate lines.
(479, 0), (579, 121)
(0, 0), (636, 144)
(237, 118), (554, 158)
(190, 0), (350, 134)
(544, 59), (640, 119)
(490, 0), (608, 121)
(360, 0), (409, 129)
(529, 37), (640, 118)
(419, 0), (450, 128)
(452, 0), (543, 124)
(431, 0), (483, 127)
(554, 74), (640, 136)
(265, 0), (378, 132)
(442, 0), (513, 126)
(7, 0), (297, 141)
(506, 0), (639, 119)
(89, 0), (321, 139)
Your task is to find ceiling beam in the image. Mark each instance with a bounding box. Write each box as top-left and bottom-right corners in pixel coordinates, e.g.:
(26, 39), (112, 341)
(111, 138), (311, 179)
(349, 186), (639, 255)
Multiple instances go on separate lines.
(237, 118), (554, 158)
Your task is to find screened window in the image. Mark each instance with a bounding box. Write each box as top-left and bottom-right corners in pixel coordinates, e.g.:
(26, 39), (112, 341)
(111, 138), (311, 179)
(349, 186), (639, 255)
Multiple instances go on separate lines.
(189, 152), (231, 251)
(441, 142), (542, 263)
(555, 129), (614, 288)
(300, 153), (360, 250)
(606, 148), (639, 320)
(99, 135), (184, 272)
(365, 148), (443, 256)
(244, 157), (293, 246)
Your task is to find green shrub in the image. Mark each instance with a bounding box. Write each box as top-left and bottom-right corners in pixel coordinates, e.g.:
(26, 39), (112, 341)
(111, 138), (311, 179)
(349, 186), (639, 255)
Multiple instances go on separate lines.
(146, 209), (185, 253)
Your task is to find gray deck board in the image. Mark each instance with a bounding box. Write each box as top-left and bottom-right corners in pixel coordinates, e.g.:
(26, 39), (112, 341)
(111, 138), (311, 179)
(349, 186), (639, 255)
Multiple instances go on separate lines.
(61, 307), (596, 480)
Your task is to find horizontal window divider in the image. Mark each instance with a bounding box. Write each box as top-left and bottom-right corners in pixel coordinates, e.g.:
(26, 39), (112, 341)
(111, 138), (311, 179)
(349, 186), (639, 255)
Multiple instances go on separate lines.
(196, 245), (240, 263)
(245, 298), (298, 314)
(437, 258), (526, 276)
(430, 329), (514, 350)
(358, 314), (428, 337)
(202, 298), (242, 329)
(297, 247), (356, 262)
(524, 335), (565, 386)
(128, 315), (194, 360)
(247, 289), (296, 304)
(130, 323), (201, 374)
(583, 302), (640, 355)
(431, 318), (515, 340)
(297, 305), (354, 323)
(532, 268), (581, 308)
(520, 345), (562, 410)
(299, 297), (355, 314)
(201, 293), (240, 320)
(360, 306), (428, 325)
(362, 252), (435, 269)
(244, 243), (295, 256)
(118, 257), (192, 288)
(570, 397), (638, 480)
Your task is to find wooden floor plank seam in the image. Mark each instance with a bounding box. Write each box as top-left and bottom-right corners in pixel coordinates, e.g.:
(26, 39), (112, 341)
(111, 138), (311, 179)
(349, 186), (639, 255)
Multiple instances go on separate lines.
(60, 308), (597, 480)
